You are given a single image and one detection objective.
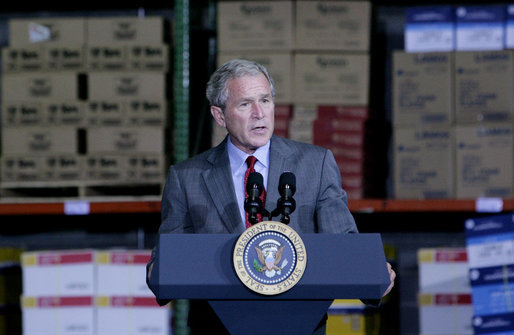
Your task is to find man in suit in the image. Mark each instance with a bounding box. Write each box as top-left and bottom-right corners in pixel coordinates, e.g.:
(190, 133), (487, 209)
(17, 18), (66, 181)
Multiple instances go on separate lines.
(147, 59), (395, 334)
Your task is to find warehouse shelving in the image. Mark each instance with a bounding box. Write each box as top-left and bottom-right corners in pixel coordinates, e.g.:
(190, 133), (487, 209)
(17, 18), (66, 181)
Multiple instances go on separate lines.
(0, 198), (513, 215)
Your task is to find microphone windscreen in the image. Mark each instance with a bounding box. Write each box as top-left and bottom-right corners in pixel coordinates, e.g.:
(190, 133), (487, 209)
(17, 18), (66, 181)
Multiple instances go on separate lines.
(246, 172), (264, 193)
(279, 172), (296, 194)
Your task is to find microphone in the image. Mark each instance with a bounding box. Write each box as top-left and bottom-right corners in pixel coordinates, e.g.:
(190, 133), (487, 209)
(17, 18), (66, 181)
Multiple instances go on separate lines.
(271, 172), (296, 223)
(244, 172), (264, 224)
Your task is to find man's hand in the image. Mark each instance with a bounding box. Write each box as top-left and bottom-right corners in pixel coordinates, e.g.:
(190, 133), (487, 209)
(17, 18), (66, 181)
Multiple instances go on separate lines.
(382, 262), (396, 297)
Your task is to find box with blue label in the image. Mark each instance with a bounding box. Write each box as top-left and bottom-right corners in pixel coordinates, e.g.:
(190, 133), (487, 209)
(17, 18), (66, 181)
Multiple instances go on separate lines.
(465, 214), (514, 268)
(473, 313), (514, 334)
(468, 264), (514, 316)
(405, 6), (455, 52)
(506, 5), (514, 49)
(455, 5), (505, 51)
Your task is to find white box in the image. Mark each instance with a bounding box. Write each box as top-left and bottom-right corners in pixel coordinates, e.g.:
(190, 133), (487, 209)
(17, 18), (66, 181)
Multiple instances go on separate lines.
(418, 248), (471, 293)
(21, 250), (96, 296)
(22, 296), (95, 335)
(418, 293), (473, 335)
(96, 250), (153, 297)
(455, 5), (505, 51)
(469, 264), (514, 316)
(405, 6), (455, 52)
(96, 296), (171, 335)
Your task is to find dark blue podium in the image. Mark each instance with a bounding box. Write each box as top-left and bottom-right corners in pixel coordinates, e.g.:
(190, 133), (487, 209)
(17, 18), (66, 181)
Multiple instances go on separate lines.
(148, 233), (390, 335)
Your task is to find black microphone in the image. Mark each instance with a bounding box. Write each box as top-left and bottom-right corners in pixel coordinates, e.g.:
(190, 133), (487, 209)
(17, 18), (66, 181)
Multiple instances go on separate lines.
(244, 172), (264, 224)
(278, 172), (296, 217)
(271, 172), (297, 223)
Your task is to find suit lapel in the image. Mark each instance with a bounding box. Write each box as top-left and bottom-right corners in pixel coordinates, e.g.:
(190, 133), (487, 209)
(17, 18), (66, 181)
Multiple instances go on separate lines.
(202, 139), (243, 233)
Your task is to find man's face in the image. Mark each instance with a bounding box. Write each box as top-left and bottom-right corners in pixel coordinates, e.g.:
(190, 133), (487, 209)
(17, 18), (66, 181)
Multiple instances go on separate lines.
(211, 73), (275, 154)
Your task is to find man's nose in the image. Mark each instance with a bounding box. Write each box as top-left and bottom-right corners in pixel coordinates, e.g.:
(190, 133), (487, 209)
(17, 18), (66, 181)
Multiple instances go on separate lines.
(251, 103), (264, 118)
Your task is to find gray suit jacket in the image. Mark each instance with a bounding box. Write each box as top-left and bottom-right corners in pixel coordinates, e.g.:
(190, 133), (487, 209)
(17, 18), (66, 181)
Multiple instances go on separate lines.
(156, 135), (358, 237)
(149, 135), (362, 334)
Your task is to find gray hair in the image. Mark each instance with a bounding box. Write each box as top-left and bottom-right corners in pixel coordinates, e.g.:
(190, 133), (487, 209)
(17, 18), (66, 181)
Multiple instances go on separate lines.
(206, 59), (275, 110)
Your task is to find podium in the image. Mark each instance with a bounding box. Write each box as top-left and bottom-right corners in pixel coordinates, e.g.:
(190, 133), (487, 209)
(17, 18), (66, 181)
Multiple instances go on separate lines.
(148, 232), (390, 335)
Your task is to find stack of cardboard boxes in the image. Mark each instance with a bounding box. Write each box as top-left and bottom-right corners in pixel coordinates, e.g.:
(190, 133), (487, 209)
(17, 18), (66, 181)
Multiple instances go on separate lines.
(465, 213), (514, 335)
(21, 249), (170, 335)
(417, 247), (473, 334)
(0, 16), (171, 197)
(213, 0), (376, 199)
(394, 5), (514, 199)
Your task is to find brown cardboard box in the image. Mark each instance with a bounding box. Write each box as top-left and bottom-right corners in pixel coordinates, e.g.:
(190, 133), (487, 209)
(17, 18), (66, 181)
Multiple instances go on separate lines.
(295, 0), (371, 51)
(1, 72), (79, 101)
(392, 51), (454, 126)
(455, 123), (513, 198)
(8, 17), (86, 46)
(86, 127), (164, 154)
(86, 16), (166, 45)
(87, 72), (166, 100)
(393, 125), (455, 199)
(293, 53), (369, 105)
(1, 127), (78, 154)
(455, 50), (513, 124)
(1, 45), (45, 72)
(217, 1), (294, 51)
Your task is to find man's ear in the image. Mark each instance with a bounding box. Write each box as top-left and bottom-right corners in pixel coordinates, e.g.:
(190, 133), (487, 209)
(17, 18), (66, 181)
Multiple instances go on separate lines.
(210, 106), (226, 128)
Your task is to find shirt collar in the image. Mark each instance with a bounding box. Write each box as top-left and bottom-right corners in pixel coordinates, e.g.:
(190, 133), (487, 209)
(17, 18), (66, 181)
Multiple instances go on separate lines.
(227, 136), (270, 173)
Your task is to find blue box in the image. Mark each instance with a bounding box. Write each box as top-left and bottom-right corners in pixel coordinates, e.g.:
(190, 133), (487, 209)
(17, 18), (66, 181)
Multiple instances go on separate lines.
(455, 5), (505, 51)
(469, 264), (514, 316)
(473, 312), (514, 334)
(405, 6), (455, 52)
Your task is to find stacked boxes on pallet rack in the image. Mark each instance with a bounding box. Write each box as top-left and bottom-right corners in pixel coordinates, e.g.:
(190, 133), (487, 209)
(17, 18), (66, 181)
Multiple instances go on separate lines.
(394, 5), (514, 200)
(0, 16), (171, 199)
(464, 213), (514, 335)
(20, 249), (171, 335)
(417, 247), (473, 334)
(213, 0), (388, 199)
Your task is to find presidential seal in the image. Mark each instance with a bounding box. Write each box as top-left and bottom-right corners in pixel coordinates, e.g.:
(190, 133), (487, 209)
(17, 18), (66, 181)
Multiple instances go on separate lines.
(233, 221), (307, 295)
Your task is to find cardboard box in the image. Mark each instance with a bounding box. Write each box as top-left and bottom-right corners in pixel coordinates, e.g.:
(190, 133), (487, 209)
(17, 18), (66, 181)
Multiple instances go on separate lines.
(8, 17), (86, 46)
(417, 248), (470, 293)
(393, 126), (455, 199)
(455, 5), (505, 51)
(1, 155), (45, 182)
(86, 16), (166, 45)
(455, 124), (513, 199)
(506, 5), (514, 49)
(295, 0), (371, 52)
(96, 250), (153, 296)
(125, 99), (167, 127)
(22, 296), (95, 335)
(44, 100), (86, 126)
(404, 6), (455, 53)
(96, 296), (170, 335)
(1, 45), (45, 72)
(86, 45), (127, 71)
(1, 72), (79, 101)
(465, 213), (514, 269)
(392, 51), (454, 126)
(454, 50), (513, 124)
(21, 250), (96, 296)
(217, 1), (294, 51)
(1, 101), (45, 127)
(87, 72), (166, 100)
(418, 293), (473, 335)
(472, 313), (514, 335)
(293, 53), (369, 105)
(85, 154), (126, 182)
(86, 127), (164, 154)
(2, 127), (78, 155)
(125, 154), (166, 183)
(127, 44), (169, 72)
(468, 264), (514, 316)
(45, 45), (86, 71)
(217, 51), (293, 103)
(86, 100), (125, 126)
